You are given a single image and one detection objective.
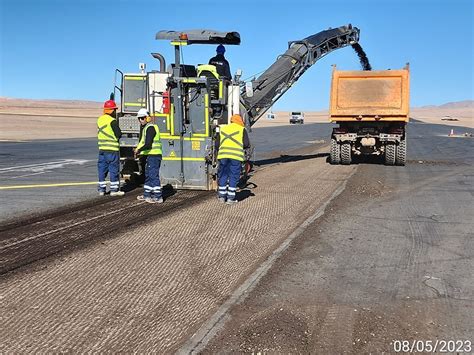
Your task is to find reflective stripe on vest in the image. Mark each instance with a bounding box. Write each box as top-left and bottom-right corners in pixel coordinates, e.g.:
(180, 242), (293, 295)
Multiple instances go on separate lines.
(97, 114), (119, 151)
(137, 123), (162, 156)
(217, 123), (245, 161)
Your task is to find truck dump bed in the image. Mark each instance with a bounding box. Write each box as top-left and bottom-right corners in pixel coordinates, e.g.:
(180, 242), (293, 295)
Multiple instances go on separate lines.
(329, 66), (410, 122)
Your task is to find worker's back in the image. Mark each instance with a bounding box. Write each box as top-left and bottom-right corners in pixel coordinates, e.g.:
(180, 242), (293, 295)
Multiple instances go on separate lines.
(209, 53), (231, 79)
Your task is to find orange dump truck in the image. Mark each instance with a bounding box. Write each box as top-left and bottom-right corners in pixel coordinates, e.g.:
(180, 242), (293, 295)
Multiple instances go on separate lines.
(329, 65), (410, 165)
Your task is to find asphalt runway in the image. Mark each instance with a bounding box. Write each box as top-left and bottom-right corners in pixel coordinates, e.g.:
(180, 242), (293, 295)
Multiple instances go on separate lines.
(0, 120), (472, 352)
(0, 131), (352, 352)
(0, 123), (332, 222)
(0, 139), (98, 221)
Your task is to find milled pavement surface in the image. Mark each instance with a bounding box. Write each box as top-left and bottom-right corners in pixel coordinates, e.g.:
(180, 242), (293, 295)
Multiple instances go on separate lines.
(0, 140), (354, 352)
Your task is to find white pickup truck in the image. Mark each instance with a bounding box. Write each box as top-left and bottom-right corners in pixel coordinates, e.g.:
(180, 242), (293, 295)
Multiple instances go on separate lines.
(289, 112), (304, 124)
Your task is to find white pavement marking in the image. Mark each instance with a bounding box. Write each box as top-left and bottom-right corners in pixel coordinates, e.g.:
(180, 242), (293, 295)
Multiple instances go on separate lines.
(7, 171), (46, 179)
(0, 159), (90, 174)
(179, 170), (355, 354)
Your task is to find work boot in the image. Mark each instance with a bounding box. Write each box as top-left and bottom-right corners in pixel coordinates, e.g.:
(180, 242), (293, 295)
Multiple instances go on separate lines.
(226, 199), (238, 205)
(98, 191), (105, 196)
(110, 191), (125, 196)
(145, 197), (157, 204)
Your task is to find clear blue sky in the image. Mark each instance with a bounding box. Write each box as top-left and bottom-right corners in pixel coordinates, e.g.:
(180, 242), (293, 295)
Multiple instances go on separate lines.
(1, 0), (472, 110)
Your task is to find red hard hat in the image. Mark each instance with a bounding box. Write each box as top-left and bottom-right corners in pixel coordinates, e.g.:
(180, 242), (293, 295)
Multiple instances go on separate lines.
(103, 100), (118, 109)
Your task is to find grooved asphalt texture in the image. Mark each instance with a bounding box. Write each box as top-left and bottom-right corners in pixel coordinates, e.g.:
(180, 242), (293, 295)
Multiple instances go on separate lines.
(0, 189), (208, 274)
(0, 145), (354, 352)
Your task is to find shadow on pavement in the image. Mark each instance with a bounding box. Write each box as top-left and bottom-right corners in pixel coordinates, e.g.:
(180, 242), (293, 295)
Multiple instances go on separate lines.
(237, 189), (255, 202)
(325, 154), (386, 165)
(254, 153), (329, 167)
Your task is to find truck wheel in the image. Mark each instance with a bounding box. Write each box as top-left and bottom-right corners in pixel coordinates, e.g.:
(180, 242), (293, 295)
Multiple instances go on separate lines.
(330, 139), (340, 164)
(396, 139), (407, 166)
(385, 143), (396, 165)
(340, 143), (352, 165)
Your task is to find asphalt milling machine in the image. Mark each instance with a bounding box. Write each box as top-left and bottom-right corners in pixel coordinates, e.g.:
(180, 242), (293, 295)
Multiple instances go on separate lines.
(113, 25), (361, 190)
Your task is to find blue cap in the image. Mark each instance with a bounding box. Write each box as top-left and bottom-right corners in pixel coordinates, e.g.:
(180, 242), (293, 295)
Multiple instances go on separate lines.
(216, 44), (225, 54)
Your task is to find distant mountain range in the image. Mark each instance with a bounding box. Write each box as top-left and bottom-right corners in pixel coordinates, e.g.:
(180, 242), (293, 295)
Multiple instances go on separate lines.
(1, 97), (473, 111)
(418, 100), (474, 109)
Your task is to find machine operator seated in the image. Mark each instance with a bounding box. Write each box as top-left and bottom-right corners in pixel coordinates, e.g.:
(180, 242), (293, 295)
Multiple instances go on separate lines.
(208, 44), (232, 80)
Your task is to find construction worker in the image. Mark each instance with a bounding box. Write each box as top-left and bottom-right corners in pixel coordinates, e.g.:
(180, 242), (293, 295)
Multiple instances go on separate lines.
(216, 114), (250, 204)
(97, 100), (124, 196)
(134, 108), (163, 203)
(209, 44), (232, 79)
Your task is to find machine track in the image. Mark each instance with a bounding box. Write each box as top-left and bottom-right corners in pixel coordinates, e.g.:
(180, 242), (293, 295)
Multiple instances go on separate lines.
(0, 189), (210, 275)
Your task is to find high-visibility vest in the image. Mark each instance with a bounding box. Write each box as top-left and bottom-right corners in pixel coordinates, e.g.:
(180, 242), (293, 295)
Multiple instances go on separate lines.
(217, 123), (245, 161)
(137, 123), (162, 156)
(97, 114), (119, 151)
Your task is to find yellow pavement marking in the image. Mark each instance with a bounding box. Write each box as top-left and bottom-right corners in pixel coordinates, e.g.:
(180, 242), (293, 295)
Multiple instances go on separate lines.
(0, 182), (98, 190)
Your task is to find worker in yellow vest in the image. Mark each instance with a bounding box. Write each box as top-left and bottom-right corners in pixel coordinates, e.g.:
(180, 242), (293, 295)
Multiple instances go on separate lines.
(97, 100), (123, 196)
(134, 108), (163, 203)
(216, 114), (250, 204)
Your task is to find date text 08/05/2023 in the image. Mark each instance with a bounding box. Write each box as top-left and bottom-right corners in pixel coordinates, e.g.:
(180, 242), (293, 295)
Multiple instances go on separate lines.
(392, 339), (471, 353)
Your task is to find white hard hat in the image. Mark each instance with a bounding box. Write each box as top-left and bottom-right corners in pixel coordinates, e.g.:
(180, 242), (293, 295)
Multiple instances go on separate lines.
(137, 108), (149, 118)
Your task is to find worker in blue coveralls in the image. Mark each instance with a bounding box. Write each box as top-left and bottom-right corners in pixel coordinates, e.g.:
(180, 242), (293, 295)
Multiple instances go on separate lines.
(134, 108), (163, 204)
(97, 100), (124, 196)
(216, 114), (250, 204)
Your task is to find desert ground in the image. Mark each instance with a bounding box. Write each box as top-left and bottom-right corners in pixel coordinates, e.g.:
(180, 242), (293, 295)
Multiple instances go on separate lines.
(0, 97), (472, 140)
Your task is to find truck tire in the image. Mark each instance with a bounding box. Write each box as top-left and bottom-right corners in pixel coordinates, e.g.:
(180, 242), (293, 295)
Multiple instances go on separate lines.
(385, 143), (396, 165)
(396, 138), (407, 166)
(330, 139), (340, 164)
(340, 143), (352, 165)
